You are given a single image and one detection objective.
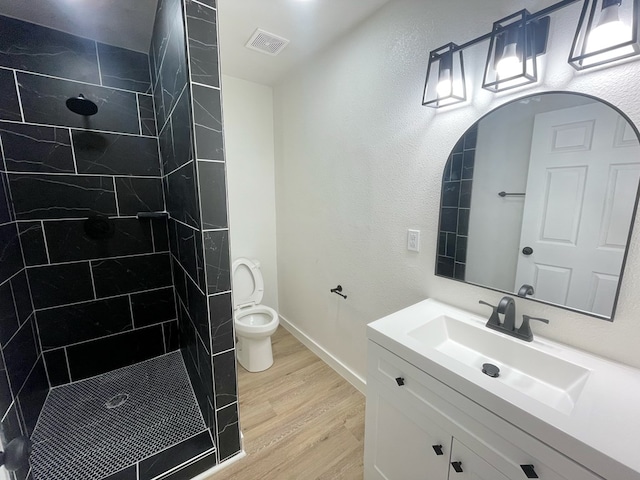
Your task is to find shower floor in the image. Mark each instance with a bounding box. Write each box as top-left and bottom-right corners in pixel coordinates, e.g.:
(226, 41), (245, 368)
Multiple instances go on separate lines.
(30, 351), (209, 480)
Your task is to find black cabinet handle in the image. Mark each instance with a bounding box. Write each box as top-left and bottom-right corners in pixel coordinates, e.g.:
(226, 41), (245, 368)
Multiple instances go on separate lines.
(395, 377), (405, 386)
(451, 461), (463, 473)
(521, 464), (539, 478)
(432, 445), (444, 456)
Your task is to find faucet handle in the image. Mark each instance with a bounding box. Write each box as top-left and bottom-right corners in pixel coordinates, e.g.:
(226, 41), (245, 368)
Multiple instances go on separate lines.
(518, 315), (550, 342)
(478, 300), (501, 327)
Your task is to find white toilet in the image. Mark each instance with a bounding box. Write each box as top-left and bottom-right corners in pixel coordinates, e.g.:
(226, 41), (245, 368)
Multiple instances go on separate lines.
(232, 258), (279, 372)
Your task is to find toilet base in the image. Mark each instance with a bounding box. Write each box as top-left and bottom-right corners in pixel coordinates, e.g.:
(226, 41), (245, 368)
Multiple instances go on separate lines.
(236, 335), (274, 372)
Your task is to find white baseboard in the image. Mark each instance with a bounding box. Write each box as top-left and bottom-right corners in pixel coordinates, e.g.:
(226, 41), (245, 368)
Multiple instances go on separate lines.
(191, 450), (247, 479)
(279, 315), (366, 394)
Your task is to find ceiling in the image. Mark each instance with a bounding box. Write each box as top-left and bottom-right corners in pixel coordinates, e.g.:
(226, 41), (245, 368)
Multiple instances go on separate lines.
(0, 0), (158, 53)
(0, 0), (565, 85)
(218, 0), (391, 85)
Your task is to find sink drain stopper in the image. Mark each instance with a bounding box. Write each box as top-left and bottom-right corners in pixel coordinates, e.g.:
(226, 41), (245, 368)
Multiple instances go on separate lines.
(482, 363), (500, 378)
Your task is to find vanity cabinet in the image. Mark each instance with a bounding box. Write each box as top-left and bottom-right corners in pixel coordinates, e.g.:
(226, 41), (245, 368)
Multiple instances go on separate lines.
(364, 340), (603, 480)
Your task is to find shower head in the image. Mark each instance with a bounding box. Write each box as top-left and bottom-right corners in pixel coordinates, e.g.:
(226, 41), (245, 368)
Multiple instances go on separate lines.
(66, 94), (98, 116)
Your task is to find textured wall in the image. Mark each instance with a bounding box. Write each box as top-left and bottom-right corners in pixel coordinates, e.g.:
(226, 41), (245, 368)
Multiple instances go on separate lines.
(274, 0), (640, 383)
(222, 75), (279, 312)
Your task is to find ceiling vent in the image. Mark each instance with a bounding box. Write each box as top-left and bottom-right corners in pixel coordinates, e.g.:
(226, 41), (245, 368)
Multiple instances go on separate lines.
(245, 29), (290, 56)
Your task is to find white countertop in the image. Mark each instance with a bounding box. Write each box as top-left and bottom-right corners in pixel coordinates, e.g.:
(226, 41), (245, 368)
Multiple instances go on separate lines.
(367, 298), (640, 480)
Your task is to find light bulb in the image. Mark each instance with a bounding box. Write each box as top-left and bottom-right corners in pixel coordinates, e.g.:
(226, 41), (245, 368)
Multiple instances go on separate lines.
(586, 4), (633, 60)
(496, 42), (522, 79)
(437, 68), (452, 97)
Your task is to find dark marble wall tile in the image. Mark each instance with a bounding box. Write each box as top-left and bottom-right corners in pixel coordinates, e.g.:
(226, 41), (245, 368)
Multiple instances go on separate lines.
(160, 14), (188, 121)
(11, 270), (33, 324)
(103, 466), (137, 480)
(163, 320), (180, 352)
(43, 349), (70, 387)
(138, 94), (157, 136)
(208, 293), (233, 355)
(92, 253), (172, 297)
(0, 123), (74, 173)
(213, 350), (237, 409)
(66, 324), (164, 381)
(204, 230), (230, 293)
(195, 0), (216, 8)
(0, 68), (21, 121)
(97, 43), (151, 93)
(44, 218), (153, 263)
(0, 354), (13, 419)
(0, 173), (13, 224)
(159, 450), (218, 480)
(216, 403), (241, 461)
(139, 430), (213, 480)
(186, 1), (219, 88)
(131, 287), (176, 328)
(158, 118), (174, 173)
(169, 87), (193, 173)
(1, 402), (23, 446)
(115, 177), (164, 215)
(0, 281), (19, 346)
(3, 318), (38, 393)
(17, 73), (139, 133)
(439, 207), (458, 234)
(174, 222), (199, 287)
(152, 218), (169, 251)
(0, 16), (99, 83)
(0, 223), (23, 284)
(28, 261), (94, 309)
(436, 256), (455, 277)
(198, 161), (228, 229)
(16, 357), (48, 435)
(165, 162), (200, 228)
(72, 131), (161, 176)
(186, 277), (209, 345)
(9, 174), (117, 220)
(153, 75), (167, 133)
(192, 85), (223, 160)
(37, 297), (132, 349)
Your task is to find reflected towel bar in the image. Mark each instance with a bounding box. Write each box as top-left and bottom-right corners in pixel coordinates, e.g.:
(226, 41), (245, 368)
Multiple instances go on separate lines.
(498, 191), (526, 197)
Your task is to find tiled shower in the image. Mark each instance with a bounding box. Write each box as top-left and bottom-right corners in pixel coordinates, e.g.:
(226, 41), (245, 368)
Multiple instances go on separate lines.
(0, 0), (240, 479)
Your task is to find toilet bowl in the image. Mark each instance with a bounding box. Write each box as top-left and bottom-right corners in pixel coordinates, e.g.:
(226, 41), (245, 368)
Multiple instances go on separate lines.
(232, 258), (279, 372)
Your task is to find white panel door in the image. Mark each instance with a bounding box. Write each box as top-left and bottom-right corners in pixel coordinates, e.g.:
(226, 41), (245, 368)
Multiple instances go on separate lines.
(364, 379), (451, 480)
(515, 102), (640, 315)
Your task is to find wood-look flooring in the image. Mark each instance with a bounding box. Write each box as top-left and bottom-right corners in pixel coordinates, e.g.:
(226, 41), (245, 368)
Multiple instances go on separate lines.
(209, 326), (366, 480)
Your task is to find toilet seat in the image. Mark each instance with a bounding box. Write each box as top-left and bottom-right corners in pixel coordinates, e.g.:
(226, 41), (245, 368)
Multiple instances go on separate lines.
(235, 305), (278, 338)
(232, 258), (265, 308)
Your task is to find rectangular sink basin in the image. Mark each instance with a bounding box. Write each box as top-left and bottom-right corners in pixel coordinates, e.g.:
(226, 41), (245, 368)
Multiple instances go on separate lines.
(407, 315), (591, 415)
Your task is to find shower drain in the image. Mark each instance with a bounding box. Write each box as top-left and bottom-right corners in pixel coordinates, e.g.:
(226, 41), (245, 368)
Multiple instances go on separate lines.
(105, 393), (129, 409)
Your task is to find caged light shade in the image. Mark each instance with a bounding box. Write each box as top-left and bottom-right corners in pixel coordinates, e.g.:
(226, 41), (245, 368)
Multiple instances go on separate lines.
(569, 0), (640, 70)
(422, 43), (466, 108)
(482, 10), (549, 92)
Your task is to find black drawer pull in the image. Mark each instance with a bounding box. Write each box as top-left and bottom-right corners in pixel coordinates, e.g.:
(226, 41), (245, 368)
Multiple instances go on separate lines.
(521, 464), (539, 478)
(432, 445), (443, 456)
(451, 461), (463, 473)
(395, 377), (405, 386)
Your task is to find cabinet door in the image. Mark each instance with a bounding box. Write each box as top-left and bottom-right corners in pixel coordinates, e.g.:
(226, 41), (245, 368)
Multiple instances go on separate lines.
(365, 379), (450, 480)
(448, 439), (510, 480)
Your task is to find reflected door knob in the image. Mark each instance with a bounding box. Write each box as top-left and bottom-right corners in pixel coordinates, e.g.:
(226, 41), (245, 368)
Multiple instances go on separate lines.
(522, 246), (534, 255)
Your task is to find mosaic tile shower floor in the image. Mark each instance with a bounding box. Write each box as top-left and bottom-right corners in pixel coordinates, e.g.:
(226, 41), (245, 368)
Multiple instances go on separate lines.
(30, 352), (207, 480)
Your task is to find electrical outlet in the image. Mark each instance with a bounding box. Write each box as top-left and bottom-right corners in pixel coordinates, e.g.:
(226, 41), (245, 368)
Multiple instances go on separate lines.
(407, 229), (420, 252)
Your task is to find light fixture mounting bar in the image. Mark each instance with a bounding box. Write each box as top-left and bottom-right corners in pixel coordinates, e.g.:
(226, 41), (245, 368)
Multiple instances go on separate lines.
(451, 0), (581, 53)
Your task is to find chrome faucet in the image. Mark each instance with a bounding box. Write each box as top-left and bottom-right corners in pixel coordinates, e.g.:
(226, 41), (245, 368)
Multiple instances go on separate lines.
(479, 296), (549, 342)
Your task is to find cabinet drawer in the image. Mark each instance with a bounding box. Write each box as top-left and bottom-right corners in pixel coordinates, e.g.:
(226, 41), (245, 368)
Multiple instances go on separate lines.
(367, 341), (603, 480)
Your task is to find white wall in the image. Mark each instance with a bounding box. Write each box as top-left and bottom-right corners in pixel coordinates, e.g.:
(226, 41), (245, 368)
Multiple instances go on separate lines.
(222, 75), (279, 311)
(273, 0), (640, 384)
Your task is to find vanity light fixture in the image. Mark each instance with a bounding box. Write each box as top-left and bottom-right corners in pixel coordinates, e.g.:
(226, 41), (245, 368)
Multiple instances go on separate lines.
(482, 10), (550, 92)
(568, 0), (640, 69)
(422, 43), (466, 108)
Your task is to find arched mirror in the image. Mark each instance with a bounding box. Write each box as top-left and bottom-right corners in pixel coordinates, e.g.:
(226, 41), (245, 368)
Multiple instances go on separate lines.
(436, 92), (640, 319)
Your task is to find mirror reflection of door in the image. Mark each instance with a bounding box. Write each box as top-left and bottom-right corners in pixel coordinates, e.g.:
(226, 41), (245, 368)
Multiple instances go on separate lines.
(515, 104), (640, 316)
(439, 93), (640, 319)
